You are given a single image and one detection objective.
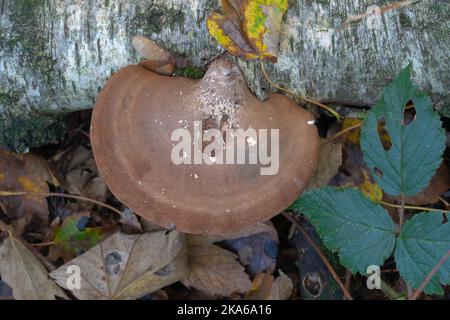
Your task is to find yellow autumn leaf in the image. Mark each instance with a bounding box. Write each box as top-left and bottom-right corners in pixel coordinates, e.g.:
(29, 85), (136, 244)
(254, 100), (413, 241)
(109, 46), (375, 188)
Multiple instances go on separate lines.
(207, 12), (259, 60)
(360, 170), (383, 203)
(340, 117), (391, 148)
(341, 118), (363, 145)
(243, 0), (288, 61)
(207, 0), (288, 61)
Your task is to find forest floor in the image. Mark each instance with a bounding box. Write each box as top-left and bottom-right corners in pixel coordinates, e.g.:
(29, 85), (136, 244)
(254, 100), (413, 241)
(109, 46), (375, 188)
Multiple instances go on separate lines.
(0, 108), (449, 300)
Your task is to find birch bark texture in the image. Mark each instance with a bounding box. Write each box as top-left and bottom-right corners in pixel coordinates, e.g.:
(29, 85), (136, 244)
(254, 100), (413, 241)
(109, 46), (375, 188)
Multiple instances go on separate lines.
(0, 0), (449, 149)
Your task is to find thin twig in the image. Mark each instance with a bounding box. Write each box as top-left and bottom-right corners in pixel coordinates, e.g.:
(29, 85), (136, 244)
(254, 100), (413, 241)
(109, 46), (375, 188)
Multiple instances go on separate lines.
(379, 200), (450, 214)
(260, 61), (341, 120)
(0, 191), (123, 216)
(409, 250), (450, 300)
(328, 122), (362, 141)
(31, 241), (56, 247)
(282, 212), (353, 300)
(336, 0), (417, 32)
(439, 197), (449, 208)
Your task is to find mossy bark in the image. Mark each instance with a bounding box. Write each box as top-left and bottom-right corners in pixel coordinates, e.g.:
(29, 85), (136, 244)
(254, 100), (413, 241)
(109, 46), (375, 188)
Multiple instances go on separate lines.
(240, 0), (450, 115)
(0, 0), (449, 149)
(0, 0), (221, 150)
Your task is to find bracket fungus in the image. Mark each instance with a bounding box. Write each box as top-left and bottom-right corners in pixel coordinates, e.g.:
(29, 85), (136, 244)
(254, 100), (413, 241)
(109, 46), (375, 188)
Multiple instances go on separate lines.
(91, 40), (319, 235)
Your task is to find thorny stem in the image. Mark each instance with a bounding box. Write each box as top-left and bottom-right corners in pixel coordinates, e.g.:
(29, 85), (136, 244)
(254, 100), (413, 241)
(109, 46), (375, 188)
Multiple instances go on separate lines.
(0, 191), (123, 217)
(282, 212), (353, 300)
(409, 250), (450, 300)
(260, 61), (341, 120)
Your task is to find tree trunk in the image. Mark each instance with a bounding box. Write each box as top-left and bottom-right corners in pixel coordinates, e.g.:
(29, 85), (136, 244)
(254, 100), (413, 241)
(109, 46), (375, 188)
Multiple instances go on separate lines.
(0, 0), (449, 150)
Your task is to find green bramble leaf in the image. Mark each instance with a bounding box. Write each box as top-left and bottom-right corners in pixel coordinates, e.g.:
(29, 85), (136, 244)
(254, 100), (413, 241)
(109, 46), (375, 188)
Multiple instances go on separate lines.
(394, 213), (450, 295)
(54, 217), (101, 253)
(292, 187), (396, 274)
(361, 65), (445, 196)
(292, 67), (448, 296)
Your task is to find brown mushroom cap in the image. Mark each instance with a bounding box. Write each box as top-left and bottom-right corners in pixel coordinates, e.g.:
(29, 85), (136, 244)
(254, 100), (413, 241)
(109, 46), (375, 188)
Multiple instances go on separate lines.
(91, 57), (319, 235)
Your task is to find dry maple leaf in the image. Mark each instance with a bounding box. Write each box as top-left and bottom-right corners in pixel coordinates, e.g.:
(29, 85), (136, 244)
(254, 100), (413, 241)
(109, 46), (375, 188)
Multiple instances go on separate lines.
(307, 139), (343, 190)
(182, 235), (252, 297)
(0, 234), (67, 300)
(50, 230), (187, 300)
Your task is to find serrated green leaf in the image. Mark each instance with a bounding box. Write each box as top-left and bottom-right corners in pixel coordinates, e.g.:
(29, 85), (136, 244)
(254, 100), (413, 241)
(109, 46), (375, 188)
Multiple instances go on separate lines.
(394, 213), (450, 295)
(292, 187), (396, 274)
(361, 65), (445, 196)
(54, 217), (101, 252)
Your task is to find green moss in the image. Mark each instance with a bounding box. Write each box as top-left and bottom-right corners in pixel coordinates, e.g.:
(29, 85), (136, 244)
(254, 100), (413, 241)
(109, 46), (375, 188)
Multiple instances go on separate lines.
(0, 90), (20, 106)
(0, 113), (66, 152)
(5, 0), (57, 82)
(175, 66), (205, 79)
(131, 5), (186, 36)
(399, 12), (413, 29)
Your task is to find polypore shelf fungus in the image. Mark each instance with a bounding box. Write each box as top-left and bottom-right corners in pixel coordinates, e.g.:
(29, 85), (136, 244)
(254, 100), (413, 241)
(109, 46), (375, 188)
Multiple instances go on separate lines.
(90, 37), (319, 235)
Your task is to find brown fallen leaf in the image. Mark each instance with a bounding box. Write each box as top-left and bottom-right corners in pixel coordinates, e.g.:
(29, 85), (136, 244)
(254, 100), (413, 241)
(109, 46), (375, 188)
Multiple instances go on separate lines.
(182, 235), (252, 297)
(328, 119), (385, 203)
(402, 163), (450, 205)
(0, 233), (67, 300)
(54, 145), (108, 203)
(50, 230), (187, 300)
(219, 222), (279, 277)
(268, 271), (293, 300)
(307, 139), (343, 190)
(0, 150), (57, 222)
(119, 208), (143, 234)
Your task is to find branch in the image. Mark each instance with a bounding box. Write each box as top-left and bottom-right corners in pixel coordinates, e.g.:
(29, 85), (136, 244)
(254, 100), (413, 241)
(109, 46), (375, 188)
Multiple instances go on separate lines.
(0, 191), (123, 217)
